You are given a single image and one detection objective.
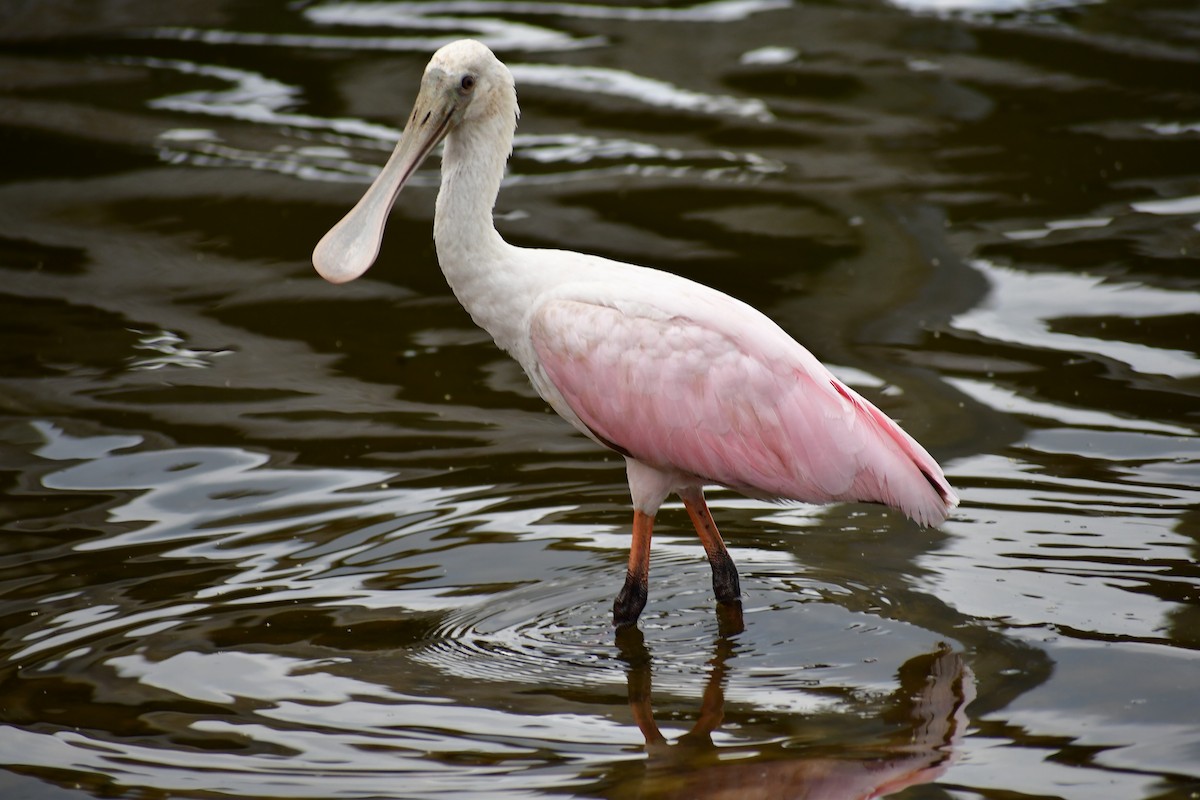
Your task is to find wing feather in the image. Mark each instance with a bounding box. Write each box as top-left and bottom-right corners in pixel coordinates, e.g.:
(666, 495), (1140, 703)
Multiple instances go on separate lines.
(529, 297), (956, 526)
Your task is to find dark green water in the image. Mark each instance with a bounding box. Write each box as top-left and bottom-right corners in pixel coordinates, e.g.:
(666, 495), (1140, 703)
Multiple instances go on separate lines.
(1, 1), (1197, 798)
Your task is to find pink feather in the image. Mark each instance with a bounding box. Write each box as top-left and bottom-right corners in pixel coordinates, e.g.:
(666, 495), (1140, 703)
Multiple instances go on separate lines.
(531, 297), (957, 527)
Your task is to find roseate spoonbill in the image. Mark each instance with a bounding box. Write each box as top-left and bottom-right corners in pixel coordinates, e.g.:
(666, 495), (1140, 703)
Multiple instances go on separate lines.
(313, 40), (958, 628)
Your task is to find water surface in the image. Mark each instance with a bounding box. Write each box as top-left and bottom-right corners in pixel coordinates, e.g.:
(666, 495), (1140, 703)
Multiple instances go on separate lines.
(1, 1), (1198, 798)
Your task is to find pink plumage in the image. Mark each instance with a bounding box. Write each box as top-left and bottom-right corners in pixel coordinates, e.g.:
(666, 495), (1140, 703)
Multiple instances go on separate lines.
(530, 294), (956, 529)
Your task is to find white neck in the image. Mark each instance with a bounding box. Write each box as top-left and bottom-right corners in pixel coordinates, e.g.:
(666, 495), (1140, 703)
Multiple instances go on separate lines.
(433, 105), (535, 355)
(433, 110), (510, 258)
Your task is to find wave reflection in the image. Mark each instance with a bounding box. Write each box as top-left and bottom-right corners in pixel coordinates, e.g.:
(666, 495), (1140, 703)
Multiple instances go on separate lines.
(0, 420), (984, 799)
(306, 0), (792, 29)
(143, 53), (776, 183)
(952, 259), (1200, 378)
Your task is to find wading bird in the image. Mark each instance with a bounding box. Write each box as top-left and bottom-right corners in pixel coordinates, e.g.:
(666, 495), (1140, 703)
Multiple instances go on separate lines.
(313, 40), (957, 629)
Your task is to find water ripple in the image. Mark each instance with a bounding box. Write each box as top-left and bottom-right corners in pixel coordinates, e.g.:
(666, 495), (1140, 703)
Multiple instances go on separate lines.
(952, 259), (1200, 378)
(510, 63), (772, 120)
(142, 54), (776, 183)
(306, 0), (791, 28)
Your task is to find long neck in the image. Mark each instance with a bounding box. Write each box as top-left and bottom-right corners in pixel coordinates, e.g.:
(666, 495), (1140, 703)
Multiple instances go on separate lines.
(433, 106), (531, 353)
(433, 110), (511, 269)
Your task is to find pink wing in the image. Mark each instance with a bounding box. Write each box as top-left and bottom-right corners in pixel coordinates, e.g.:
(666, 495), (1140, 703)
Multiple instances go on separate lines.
(530, 298), (957, 527)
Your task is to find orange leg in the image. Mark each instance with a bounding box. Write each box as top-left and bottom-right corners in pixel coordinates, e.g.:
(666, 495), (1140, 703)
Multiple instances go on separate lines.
(680, 488), (741, 607)
(613, 510), (654, 628)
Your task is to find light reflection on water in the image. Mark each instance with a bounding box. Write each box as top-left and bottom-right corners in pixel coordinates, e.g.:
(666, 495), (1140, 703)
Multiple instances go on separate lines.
(1, 0), (1198, 798)
(145, 54), (781, 184)
(2, 423), (982, 798)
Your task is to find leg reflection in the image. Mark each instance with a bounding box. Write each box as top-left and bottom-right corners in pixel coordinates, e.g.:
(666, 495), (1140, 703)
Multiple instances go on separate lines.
(615, 631), (974, 799)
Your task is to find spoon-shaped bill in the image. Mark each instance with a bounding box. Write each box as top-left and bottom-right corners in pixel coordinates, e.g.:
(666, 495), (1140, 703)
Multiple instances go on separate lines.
(313, 80), (457, 284)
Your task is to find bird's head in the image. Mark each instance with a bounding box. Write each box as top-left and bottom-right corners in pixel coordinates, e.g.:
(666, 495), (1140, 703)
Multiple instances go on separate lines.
(312, 39), (514, 284)
(423, 39), (516, 130)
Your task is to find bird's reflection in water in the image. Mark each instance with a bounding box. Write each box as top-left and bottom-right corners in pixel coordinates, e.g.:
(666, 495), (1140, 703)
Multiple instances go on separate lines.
(615, 625), (974, 800)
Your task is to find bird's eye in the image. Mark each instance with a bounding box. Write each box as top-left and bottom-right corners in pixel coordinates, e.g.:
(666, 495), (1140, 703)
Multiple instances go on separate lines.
(460, 75), (476, 92)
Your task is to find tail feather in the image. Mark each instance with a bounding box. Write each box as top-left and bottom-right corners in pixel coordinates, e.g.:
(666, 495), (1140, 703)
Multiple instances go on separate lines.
(832, 378), (959, 527)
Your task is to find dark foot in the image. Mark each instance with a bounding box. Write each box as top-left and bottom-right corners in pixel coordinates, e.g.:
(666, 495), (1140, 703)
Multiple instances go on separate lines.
(613, 571), (648, 628)
(709, 553), (741, 606)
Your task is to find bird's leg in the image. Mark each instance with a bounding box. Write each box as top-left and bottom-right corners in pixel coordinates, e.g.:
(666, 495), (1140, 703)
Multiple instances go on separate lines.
(613, 510), (654, 628)
(680, 488), (741, 606)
